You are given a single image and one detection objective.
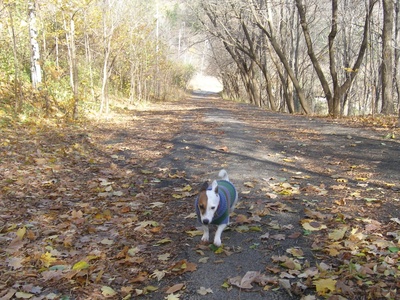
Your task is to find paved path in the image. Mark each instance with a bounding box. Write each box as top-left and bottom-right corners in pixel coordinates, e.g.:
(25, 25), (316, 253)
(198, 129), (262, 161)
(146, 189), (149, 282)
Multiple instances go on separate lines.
(153, 92), (400, 299)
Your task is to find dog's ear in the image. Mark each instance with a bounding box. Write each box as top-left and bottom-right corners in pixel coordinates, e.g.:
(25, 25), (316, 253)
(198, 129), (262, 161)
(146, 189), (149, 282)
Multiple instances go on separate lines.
(211, 180), (218, 194)
(200, 181), (209, 191)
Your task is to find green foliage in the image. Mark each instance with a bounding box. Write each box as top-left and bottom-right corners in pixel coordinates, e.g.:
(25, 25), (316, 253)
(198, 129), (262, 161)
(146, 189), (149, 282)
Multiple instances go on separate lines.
(172, 64), (196, 89)
(0, 0), (198, 123)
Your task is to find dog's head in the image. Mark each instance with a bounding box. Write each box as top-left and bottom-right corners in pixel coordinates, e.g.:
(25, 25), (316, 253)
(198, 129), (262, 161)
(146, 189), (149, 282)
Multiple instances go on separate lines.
(197, 180), (220, 225)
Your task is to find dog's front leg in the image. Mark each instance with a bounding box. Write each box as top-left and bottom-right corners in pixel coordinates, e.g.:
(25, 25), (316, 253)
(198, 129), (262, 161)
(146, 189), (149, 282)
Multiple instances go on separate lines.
(201, 225), (210, 243)
(213, 224), (227, 246)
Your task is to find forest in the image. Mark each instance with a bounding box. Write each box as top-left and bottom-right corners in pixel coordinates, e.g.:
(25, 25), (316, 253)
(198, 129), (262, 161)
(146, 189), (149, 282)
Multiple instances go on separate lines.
(1, 1), (400, 299)
(0, 0), (197, 123)
(1, 0), (400, 122)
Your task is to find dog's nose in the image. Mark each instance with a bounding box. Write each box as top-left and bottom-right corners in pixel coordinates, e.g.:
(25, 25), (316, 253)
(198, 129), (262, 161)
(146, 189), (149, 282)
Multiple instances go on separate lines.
(202, 219), (210, 225)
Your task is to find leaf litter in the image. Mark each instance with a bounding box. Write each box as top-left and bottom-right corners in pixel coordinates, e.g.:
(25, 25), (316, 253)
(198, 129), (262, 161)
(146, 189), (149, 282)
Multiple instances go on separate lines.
(0, 99), (399, 299)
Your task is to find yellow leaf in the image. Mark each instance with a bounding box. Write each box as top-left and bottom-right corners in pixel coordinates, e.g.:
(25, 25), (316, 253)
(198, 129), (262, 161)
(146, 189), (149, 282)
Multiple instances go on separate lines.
(101, 286), (117, 297)
(72, 260), (89, 271)
(156, 238), (172, 245)
(40, 252), (56, 267)
(355, 177), (368, 181)
(15, 292), (34, 299)
(144, 285), (158, 292)
(328, 226), (348, 241)
(172, 194), (184, 199)
(283, 158), (295, 163)
(336, 178), (348, 183)
(302, 221), (327, 231)
(286, 247), (304, 257)
(185, 230), (203, 237)
(158, 253), (171, 261)
(244, 182), (255, 188)
(182, 185), (192, 192)
(7, 224), (17, 232)
(141, 169), (153, 174)
(100, 238), (114, 245)
(214, 247), (224, 254)
(166, 293), (181, 300)
(16, 227), (26, 240)
(314, 278), (337, 295)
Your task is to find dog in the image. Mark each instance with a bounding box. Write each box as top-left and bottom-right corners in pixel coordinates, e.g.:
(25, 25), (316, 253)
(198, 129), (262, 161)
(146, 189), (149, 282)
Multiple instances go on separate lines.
(195, 169), (238, 246)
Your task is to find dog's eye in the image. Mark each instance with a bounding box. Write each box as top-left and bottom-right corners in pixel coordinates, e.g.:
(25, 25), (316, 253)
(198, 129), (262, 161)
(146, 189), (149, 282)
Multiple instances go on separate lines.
(211, 206), (216, 210)
(199, 204), (204, 209)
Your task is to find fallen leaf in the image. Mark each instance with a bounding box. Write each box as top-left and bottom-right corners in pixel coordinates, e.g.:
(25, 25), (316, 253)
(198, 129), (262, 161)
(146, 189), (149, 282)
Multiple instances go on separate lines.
(7, 257), (24, 269)
(196, 287), (213, 295)
(314, 278), (337, 295)
(40, 252), (56, 268)
(244, 182), (255, 188)
(302, 221), (327, 231)
(72, 260), (89, 271)
(158, 253), (171, 261)
(150, 269), (167, 281)
(166, 283), (185, 294)
(270, 234), (285, 240)
(266, 193), (278, 199)
(328, 226), (348, 241)
(278, 279), (292, 297)
(286, 247), (304, 258)
(165, 293), (180, 300)
(235, 214), (250, 223)
(141, 169), (153, 174)
(15, 292), (33, 299)
(100, 238), (114, 245)
(101, 286), (117, 297)
(150, 201), (165, 208)
(16, 227), (26, 240)
(185, 230), (203, 237)
(1, 288), (16, 300)
(229, 271), (261, 289)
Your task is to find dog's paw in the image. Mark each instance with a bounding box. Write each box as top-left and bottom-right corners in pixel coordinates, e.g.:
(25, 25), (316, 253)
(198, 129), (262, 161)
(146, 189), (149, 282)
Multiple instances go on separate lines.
(213, 238), (222, 247)
(201, 234), (209, 243)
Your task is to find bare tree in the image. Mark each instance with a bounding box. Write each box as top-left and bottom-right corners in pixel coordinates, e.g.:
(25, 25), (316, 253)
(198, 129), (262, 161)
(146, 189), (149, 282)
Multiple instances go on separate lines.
(381, 0), (395, 114)
(28, 1), (42, 88)
(295, 0), (377, 117)
(248, 0), (311, 114)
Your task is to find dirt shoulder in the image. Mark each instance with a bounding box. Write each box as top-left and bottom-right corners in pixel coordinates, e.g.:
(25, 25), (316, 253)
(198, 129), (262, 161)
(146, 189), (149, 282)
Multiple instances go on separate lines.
(0, 93), (399, 299)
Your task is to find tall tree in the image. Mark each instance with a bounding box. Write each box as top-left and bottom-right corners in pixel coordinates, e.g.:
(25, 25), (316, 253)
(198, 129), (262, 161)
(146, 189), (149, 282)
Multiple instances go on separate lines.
(381, 0), (395, 114)
(295, 0), (377, 117)
(248, 0), (311, 114)
(62, 6), (80, 119)
(28, 1), (42, 88)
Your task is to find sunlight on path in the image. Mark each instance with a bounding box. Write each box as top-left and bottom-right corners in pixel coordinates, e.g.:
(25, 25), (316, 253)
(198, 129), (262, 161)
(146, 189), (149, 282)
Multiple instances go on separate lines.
(188, 73), (223, 93)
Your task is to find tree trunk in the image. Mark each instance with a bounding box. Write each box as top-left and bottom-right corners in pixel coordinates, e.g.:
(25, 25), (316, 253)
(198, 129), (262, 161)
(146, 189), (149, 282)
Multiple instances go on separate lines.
(63, 10), (79, 119)
(8, 5), (21, 111)
(28, 1), (42, 88)
(381, 0), (395, 114)
(295, 0), (332, 112)
(248, 0), (310, 114)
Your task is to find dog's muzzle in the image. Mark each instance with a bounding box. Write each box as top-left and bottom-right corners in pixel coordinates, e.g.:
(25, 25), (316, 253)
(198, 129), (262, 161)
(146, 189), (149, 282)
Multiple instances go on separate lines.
(202, 219), (210, 225)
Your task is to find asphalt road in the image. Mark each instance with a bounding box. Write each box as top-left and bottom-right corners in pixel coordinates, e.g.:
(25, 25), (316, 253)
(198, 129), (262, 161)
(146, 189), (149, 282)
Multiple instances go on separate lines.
(153, 92), (400, 300)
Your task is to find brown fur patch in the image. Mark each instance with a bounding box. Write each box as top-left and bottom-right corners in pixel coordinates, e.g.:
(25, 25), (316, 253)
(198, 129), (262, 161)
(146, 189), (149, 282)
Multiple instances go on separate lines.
(198, 190), (208, 215)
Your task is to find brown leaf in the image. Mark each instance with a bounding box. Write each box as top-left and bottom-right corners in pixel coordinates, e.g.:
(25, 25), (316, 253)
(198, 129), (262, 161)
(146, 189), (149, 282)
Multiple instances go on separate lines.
(166, 283), (185, 294)
(235, 214), (250, 224)
(229, 271), (261, 289)
(7, 257), (24, 269)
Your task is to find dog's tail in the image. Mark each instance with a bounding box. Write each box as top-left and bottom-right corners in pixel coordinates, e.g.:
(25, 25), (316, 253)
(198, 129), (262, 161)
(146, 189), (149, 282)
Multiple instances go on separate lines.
(218, 169), (229, 181)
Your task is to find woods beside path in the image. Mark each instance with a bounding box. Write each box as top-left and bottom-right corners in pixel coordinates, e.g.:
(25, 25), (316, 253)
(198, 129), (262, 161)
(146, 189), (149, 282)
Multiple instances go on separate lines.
(1, 93), (400, 299)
